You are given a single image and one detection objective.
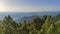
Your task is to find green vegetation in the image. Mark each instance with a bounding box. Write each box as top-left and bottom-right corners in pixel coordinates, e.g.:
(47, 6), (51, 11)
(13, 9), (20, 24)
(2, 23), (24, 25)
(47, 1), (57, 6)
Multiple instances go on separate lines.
(0, 15), (60, 34)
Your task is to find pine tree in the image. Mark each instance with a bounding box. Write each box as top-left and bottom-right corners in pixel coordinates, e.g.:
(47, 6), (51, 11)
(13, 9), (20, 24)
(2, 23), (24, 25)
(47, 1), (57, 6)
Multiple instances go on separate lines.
(42, 16), (53, 34)
(32, 16), (43, 31)
(3, 15), (16, 34)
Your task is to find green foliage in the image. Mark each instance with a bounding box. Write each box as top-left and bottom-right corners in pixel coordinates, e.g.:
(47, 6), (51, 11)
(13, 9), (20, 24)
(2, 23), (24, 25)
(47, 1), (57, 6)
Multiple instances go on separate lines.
(42, 16), (53, 34)
(0, 22), (5, 34)
(32, 16), (43, 31)
(0, 15), (60, 34)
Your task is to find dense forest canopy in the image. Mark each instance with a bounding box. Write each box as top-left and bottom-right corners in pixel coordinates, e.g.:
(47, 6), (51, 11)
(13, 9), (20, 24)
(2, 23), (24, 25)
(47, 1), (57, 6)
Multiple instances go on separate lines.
(0, 14), (60, 34)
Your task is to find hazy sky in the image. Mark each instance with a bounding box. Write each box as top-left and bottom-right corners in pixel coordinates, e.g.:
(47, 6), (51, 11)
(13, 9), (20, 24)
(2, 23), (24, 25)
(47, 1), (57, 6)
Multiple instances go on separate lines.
(0, 0), (60, 12)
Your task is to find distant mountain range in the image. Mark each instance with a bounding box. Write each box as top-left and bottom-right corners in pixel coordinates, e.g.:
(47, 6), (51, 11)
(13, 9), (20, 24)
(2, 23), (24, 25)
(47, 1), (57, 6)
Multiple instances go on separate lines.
(0, 11), (60, 22)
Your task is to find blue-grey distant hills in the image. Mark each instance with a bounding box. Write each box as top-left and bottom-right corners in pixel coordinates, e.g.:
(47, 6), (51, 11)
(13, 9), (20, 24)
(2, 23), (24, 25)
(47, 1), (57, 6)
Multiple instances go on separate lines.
(0, 11), (60, 22)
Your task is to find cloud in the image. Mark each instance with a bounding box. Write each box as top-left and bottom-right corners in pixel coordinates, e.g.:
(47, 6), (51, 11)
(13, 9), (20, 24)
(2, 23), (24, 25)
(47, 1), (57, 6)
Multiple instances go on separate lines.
(0, 6), (60, 12)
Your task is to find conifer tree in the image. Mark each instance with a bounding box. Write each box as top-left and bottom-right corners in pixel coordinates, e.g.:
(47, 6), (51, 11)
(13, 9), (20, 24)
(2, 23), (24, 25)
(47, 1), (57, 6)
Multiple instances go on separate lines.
(32, 16), (43, 31)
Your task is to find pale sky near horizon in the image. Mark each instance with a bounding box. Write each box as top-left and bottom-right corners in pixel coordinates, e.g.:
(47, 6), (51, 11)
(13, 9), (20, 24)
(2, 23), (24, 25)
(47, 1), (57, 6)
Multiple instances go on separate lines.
(0, 0), (60, 12)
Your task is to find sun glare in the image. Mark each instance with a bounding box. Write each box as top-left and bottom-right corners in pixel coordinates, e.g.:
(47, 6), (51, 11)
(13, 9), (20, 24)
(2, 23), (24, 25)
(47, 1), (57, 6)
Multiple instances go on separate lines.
(0, 2), (5, 11)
